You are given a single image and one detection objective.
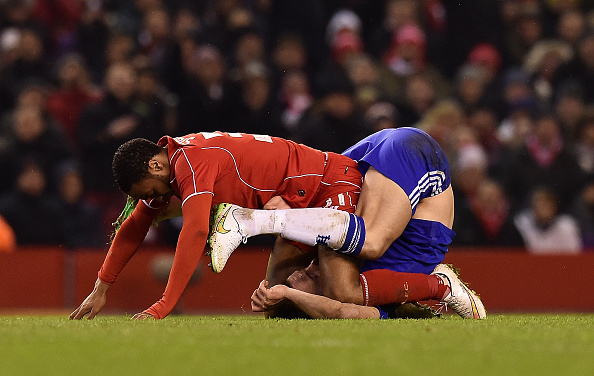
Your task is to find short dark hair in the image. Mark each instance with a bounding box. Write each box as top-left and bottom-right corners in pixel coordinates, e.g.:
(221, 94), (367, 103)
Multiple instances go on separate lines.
(112, 138), (163, 193)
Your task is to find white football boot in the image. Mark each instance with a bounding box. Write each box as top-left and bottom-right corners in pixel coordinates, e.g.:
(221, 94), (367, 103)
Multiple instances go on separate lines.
(208, 203), (248, 273)
(431, 264), (487, 319)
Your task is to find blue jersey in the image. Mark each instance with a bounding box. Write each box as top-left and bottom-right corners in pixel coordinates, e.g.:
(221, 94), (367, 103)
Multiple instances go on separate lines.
(343, 127), (451, 215)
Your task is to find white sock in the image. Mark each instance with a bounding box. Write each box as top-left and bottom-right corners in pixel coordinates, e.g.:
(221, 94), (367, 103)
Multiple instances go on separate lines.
(235, 208), (350, 249)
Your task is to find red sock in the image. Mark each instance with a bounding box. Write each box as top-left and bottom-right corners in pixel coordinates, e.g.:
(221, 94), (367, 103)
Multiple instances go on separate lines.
(360, 269), (449, 306)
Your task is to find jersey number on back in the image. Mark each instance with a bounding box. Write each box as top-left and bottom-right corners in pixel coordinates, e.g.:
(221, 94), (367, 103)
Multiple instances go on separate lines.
(200, 132), (273, 143)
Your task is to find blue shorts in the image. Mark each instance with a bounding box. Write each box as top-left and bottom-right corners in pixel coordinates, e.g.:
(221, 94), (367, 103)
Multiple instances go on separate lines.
(343, 127), (451, 215)
(361, 218), (455, 275)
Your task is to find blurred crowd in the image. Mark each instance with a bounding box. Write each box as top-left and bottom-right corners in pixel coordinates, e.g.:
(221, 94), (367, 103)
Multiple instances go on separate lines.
(0, 0), (592, 253)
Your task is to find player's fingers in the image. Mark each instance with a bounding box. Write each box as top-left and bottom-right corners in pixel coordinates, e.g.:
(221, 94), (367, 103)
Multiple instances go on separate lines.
(86, 307), (99, 320)
(251, 301), (265, 312)
(252, 296), (266, 311)
(68, 307), (80, 320)
(250, 288), (259, 301)
(71, 305), (90, 320)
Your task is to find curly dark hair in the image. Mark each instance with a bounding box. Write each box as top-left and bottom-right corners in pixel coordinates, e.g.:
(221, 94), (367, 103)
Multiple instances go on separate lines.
(112, 138), (163, 194)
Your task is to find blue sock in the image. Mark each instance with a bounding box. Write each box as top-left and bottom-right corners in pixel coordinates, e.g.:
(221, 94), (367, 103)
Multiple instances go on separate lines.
(337, 213), (366, 256)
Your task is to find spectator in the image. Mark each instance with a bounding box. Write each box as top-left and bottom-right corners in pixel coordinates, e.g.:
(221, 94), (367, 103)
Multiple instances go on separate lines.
(77, 61), (165, 193)
(74, 0), (111, 83)
(451, 142), (490, 206)
(497, 97), (536, 152)
(498, 67), (536, 121)
(397, 72), (439, 127)
(277, 70), (313, 139)
(295, 82), (365, 153)
(30, 0), (83, 55)
(363, 102), (398, 134)
(344, 53), (399, 112)
(523, 39), (573, 107)
(553, 80), (587, 140)
(134, 62), (176, 135)
(554, 31), (594, 103)
(138, 6), (171, 71)
(514, 186), (582, 254)
(271, 33), (309, 78)
(0, 27), (51, 108)
(46, 53), (102, 147)
(556, 9), (586, 48)
(0, 158), (64, 245)
(366, 0), (420, 59)
(416, 99), (466, 155)
(572, 107), (594, 174)
(572, 175), (594, 249)
(229, 28), (266, 76)
(467, 107), (504, 174)
(53, 161), (104, 249)
(0, 104), (73, 194)
(505, 1), (544, 66)
(454, 64), (490, 113)
(453, 179), (524, 247)
(504, 112), (584, 212)
(382, 23), (451, 104)
(464, 42), (504, 111)
(176, 45), (237, 135)
(314, 9), (364, 98)
(230, 61), (283, 136)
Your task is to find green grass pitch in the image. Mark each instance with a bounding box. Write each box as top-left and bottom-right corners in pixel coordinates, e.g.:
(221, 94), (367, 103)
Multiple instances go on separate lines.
(0, 314), (593, 376)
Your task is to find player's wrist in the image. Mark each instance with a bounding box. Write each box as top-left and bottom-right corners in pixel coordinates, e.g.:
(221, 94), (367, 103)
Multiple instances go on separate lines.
(93, 278), (111, 294)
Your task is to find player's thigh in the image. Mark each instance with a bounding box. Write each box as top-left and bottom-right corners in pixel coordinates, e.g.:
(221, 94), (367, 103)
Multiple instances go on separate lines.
(266, 237), (316, 286)
(356, 167), (412, 255)
(319, 247), (364, 305)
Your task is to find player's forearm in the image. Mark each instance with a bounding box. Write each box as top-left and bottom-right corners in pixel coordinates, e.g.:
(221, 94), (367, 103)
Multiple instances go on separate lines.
(98, 203), (156, 284)
(143, 228), (207, 319)
(283, 287), (378, 319)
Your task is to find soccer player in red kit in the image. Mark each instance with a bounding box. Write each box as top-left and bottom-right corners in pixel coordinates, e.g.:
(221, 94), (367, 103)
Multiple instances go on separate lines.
(69, 132), (362, 320)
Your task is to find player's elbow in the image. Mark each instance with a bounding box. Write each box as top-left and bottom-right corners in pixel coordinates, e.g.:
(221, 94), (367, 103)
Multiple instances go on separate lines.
(182, 228), (209, 244)
(336, 304), (377, 319)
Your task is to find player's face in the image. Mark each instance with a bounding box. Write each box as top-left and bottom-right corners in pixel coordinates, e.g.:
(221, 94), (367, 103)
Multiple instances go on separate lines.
(129, 173), (174, 201)
(286, 260), (323, 295)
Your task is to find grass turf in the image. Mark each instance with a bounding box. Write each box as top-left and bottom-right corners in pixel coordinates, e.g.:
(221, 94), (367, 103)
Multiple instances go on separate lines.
(0, 314), (592, 376)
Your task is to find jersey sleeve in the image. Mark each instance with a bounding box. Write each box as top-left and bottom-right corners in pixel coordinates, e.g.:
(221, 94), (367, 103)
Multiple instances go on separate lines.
(143, 193), (212, 318)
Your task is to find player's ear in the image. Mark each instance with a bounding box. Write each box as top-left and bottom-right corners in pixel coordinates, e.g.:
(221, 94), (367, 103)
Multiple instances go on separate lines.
(147, 159), (163, 172)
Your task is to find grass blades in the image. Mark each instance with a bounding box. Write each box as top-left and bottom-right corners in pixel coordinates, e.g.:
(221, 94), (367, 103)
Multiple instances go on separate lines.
(0, 314), (593, 376)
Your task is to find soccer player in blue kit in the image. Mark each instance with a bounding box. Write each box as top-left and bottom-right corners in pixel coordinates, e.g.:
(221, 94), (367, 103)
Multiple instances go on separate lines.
(210, 127), (486, 319)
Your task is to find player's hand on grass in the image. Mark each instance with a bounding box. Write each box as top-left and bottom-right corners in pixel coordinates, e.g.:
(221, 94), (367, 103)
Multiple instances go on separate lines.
(69, 278), (110, 320)
(251, 280), (288, 312)
(131, 312), (155, 320)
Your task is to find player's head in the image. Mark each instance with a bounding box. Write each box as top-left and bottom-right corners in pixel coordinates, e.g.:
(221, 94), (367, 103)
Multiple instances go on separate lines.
(112, 138), (173, 199)
(286, 259), (323, 296)
(271, 259), (322, 319)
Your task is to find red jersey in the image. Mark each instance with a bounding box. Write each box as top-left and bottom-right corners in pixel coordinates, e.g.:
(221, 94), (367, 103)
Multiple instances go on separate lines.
(160, 132), (348, 209)
(99, 132), (362, 318)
